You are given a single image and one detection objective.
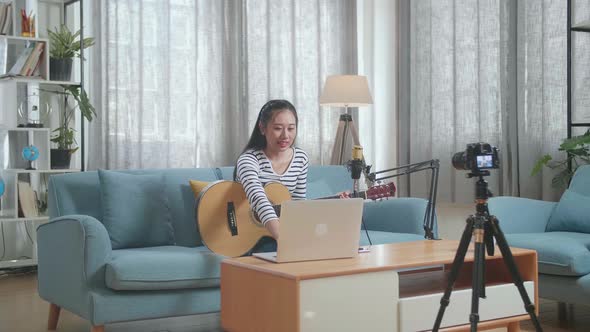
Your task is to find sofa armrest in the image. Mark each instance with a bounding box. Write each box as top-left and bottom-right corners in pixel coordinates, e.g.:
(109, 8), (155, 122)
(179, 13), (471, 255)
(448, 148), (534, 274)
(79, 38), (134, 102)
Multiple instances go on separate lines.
(37, 215), (112, 320)
(362, 198), (429, 235)
(488, 197), (556, 234)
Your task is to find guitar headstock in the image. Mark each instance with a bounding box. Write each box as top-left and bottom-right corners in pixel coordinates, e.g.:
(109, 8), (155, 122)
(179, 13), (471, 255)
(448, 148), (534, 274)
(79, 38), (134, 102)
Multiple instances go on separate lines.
(366, 182), (396, 200)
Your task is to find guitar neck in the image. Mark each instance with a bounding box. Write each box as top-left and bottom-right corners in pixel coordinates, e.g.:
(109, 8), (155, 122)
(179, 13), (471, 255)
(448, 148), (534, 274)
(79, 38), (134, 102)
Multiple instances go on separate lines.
(320, 191), (367, 200)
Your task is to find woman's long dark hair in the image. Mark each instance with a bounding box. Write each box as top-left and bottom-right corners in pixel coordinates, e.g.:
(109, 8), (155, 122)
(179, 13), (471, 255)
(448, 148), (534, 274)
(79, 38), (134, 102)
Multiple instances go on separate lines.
(233, 99), (298, 180)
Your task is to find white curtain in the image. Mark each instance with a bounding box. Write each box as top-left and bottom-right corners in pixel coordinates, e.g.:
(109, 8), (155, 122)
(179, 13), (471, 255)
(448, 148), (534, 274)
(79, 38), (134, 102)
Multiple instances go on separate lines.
(89, 0), (356, 169)
(400, 0), (568, 203)
(357, 0), (398, 175)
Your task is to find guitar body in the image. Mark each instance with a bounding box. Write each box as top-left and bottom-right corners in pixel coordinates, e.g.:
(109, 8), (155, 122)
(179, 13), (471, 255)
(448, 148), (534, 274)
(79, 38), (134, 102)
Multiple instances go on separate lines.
(196, 181), (292, 257)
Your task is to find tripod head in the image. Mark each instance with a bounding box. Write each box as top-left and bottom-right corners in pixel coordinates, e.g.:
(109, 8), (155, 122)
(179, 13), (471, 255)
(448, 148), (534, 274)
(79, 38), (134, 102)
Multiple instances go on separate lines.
(466, 170), (496, 256)
(467, 171), (493, 202)
(465, 170), (494, 218)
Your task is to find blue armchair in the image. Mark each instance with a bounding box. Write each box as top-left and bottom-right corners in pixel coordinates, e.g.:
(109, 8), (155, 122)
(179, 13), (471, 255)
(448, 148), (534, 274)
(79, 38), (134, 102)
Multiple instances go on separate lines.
(37, 165), (431, 332)
(488, 165), (590, 307)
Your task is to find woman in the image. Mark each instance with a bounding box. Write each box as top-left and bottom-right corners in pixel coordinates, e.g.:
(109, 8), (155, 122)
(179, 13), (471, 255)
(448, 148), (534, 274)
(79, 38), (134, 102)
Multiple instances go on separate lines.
(234, 99), (307, 251)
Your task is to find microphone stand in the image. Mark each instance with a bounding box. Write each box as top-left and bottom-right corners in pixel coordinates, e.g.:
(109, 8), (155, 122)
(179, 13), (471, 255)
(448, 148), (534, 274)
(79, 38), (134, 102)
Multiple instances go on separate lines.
(347, 150), (373, 248)
(365, 159), (440, 240)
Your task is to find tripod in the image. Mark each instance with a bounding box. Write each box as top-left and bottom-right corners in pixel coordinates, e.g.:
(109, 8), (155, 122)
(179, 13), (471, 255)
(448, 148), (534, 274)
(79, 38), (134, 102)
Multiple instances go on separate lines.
(331, 113), (360, 165)
(432, 170), (543, 332)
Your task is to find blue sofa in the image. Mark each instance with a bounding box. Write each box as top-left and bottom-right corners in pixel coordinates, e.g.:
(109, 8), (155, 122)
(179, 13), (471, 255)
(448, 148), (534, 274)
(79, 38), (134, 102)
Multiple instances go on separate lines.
(488, 165), (590, 308)
(37, 166), (432, 331)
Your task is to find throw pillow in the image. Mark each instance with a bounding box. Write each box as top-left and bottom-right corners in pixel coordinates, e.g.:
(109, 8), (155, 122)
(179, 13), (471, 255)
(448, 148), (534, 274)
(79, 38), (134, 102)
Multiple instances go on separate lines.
(546, 189), (590, 233)
(98, 169), (175, 249)
(189, 180), (210, 198)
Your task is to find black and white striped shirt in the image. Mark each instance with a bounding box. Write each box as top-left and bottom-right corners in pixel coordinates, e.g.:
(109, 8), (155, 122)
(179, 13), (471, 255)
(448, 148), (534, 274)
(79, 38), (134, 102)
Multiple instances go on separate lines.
(236, 147), (309, 225)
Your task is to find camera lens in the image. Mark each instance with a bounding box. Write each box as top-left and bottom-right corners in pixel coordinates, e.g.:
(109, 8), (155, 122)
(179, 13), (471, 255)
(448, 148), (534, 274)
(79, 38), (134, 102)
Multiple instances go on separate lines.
(452, 151), (468, 170)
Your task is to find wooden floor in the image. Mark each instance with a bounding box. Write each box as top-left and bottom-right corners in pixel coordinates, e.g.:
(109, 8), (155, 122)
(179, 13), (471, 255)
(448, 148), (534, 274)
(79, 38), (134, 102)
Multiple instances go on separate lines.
(0, 272), (589, 331)
(0, 203), (589, 331)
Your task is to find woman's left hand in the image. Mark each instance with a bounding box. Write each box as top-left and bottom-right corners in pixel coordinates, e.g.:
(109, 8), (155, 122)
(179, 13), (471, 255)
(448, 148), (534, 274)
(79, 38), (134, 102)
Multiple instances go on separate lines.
(338, 191), (351, 199)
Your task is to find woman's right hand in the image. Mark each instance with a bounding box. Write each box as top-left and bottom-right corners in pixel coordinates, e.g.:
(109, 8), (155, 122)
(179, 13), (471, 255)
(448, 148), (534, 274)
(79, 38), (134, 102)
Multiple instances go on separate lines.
(265, 219), (280, 239)
(338, 191), (351, 199)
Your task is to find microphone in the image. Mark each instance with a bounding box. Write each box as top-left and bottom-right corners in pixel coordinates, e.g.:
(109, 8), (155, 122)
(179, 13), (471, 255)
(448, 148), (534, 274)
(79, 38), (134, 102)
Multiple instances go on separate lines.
(347, 145), (366, 197)
(350, 145), (364, 181)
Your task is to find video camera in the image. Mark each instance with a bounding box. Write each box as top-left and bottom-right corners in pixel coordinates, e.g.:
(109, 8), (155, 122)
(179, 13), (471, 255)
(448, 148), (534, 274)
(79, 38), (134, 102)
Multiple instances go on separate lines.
(452, 142), (499, 174)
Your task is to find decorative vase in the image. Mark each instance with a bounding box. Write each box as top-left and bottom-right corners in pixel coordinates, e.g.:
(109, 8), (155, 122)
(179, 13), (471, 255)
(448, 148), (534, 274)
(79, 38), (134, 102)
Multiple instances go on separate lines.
(49, 58), (73, 81)
(51, 149), (72, 169)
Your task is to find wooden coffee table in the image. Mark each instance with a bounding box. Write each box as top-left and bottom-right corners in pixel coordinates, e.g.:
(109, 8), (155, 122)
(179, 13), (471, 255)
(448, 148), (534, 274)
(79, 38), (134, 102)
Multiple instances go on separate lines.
(221, 240), (538, 332)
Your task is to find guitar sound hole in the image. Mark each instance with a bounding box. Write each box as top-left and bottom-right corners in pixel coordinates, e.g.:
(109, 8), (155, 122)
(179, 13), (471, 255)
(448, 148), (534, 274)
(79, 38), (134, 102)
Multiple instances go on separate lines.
(227, 202), (238, 236)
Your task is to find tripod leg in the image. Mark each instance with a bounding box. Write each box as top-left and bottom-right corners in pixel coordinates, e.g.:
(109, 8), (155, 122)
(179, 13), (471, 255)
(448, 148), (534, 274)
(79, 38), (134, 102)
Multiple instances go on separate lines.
(331, 117), (348, 165)
(347, 117), (361, 146)
(481, 222), (495, 299)
(432, 216), (475, 331)
(470, 217), (486, 332)
(480, 245), (487, 299)
(489, 216), (544, 332)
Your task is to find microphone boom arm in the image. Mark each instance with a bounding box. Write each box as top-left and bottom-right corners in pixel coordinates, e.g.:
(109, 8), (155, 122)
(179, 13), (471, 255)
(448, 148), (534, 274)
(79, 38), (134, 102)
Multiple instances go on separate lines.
(365, 159), (440, 240)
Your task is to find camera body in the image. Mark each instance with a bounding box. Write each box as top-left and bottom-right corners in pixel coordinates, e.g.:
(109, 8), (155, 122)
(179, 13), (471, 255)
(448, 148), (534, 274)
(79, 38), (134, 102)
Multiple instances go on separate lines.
(452, 142), (499, 173)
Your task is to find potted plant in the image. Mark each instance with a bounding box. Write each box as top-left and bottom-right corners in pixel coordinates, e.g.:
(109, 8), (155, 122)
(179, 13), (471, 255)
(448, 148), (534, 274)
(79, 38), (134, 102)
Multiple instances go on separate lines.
(531, 129), (590, 188)
(47, 25), (95, 81)
(49, 85), (96, 169)
(49, 85), (96, 168)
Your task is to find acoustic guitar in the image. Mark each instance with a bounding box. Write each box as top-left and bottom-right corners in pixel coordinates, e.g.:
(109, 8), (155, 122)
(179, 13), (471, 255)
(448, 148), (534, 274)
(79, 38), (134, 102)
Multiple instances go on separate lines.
(196, 181), (396, 257)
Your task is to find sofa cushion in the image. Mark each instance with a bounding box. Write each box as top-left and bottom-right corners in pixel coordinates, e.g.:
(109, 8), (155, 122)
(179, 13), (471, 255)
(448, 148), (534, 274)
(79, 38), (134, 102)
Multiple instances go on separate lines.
(546, 189), (590, 233)
(362, 198), (428, 235)
(506, 232), (590, 276)
(307, 165), (352, 197)
(99, 169), (175, 249)
(105, 246), (223, 291)
(307, 179), (333, 199)
(360, 230), (424, 246)
(160, 169), (221, 247)
(568, 165), (590, 196)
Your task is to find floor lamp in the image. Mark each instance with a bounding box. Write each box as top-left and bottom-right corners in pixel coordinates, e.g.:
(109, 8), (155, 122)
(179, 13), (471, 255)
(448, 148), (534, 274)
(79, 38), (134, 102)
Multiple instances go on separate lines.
(319, 75), (373, 165)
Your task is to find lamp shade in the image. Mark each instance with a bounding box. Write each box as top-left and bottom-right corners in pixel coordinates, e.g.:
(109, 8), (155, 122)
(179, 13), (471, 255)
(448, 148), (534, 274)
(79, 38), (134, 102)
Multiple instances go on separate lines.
(319, 75), (373, 107)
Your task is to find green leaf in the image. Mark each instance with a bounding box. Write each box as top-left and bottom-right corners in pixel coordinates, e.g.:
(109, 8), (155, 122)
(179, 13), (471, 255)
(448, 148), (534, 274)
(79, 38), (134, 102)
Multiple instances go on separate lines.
(531, 154), (552, 176)
(559, 131), (590, 151)
(47, 25), (95, 59)
(538, 129), (590, 186)
(64, 86), (96, 122)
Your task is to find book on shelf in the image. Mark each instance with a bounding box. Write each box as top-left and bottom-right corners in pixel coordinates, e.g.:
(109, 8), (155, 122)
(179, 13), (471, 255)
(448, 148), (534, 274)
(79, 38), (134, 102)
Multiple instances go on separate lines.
(6, 43), (33, 76)
(0, 41), (44, 79)
(0, 4), (5, 34)
(20, 41), (43, 76)
(18, 181), (39, 218)
(0, 3), (12, 36)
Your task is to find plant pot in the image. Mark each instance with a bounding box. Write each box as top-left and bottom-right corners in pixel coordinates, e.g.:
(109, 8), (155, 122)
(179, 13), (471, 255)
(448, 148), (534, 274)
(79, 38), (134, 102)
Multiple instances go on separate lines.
(51, 149), (73, 169)
(49, 58), (73, 81)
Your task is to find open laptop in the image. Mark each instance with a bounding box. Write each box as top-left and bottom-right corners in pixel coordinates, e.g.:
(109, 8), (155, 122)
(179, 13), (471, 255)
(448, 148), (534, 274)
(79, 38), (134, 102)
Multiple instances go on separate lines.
(253, 198), (364, 263)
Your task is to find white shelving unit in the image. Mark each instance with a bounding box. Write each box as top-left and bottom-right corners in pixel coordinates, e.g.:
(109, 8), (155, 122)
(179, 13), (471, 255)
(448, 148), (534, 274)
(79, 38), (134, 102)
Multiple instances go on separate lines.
(0, 167), (79, 269)
(1, 0), (84, 269)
